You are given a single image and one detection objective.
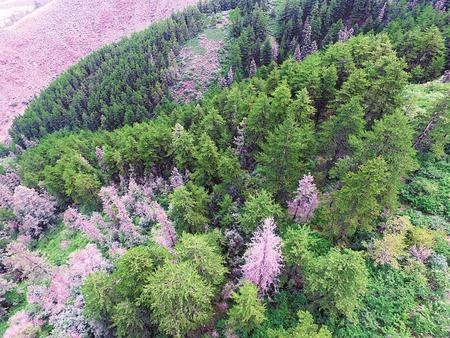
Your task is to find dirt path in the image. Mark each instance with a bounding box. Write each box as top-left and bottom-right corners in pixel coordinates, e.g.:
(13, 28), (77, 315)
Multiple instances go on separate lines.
(0, 0), (198, 142)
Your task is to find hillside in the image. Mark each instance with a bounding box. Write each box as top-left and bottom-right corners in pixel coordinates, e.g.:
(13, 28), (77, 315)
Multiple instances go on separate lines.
(0, 0), (198, 142)
(0, 1), (449, 337)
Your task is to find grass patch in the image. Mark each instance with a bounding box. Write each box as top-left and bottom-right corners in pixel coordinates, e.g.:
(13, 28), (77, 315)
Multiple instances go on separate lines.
(186, 37), (207, 55)
(203, 27), (226, 41)
(34, 222), (90, 266)
(0, 282), (28, 336)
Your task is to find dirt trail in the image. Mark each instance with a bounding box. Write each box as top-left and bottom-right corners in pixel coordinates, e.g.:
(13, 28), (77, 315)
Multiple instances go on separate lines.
(0, 0), (198, 142)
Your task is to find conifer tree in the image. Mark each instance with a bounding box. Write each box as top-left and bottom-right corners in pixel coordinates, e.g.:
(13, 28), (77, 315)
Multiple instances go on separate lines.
(305, 248), (368, 320)
(242, 218), (283, 294)
(193, 133), (220, 187)
(142, 262), (214, 338)
(288, 174), (319, 224)
(320, 97), (366, 162)
(326, 157), (391, 240)
(261, 38), (273, 65)
(257, 115), (314, 201)
(227, 282), (266, 333)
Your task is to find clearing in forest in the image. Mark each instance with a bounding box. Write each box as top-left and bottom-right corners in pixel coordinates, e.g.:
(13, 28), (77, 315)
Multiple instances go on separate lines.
(170, 12), (229, 103)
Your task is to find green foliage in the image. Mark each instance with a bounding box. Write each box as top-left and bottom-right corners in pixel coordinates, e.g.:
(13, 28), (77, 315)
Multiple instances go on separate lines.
(402, 159), (450, 218)
(337, 265), (449, 337)
(325, 157), (391, 241)
(175, 232), (227, 290)
(257, 114), (314, 201)
(282, 226), (317, 268)
(305, 248), (368, 321)
(227, 282), (266, 334)
(239, 190), (283, 235)
(169, 182), (210, 233)
(82, 271), (117, 321)
(403, 81), (450, 158)
(110, 300), (146, 338)
(112, 246), (163, 299)
(34, 223), (90, 266)
(267, 310), (332, 338)
(141, 261), (214, 338)
(397, 26), (445, 83)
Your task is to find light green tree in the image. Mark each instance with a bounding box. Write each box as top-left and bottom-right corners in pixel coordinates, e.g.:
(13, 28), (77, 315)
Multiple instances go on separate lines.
(227, 281), (266, 333)
(141, 261), (214, 338)
(305, 248), (368, 320)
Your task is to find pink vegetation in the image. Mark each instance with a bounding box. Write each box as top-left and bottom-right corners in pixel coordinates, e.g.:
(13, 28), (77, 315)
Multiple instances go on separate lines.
(287, 174), (319, 224)
(28, 244), (108, 316)
(242, 217), (283, 294)
(4, 310), (43, 338)
(0, 0), (199, 142)
(410, 245), (433, 263)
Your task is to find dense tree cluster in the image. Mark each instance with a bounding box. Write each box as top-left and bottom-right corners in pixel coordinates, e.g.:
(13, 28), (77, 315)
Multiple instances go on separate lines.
(0, 0), (449, 337)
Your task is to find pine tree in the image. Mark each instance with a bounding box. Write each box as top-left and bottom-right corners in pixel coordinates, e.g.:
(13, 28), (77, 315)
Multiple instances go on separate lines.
(193, 133), (220, 187)
(142, 261), (214, 338)
(288, 174), (319, 224)
(261, 38), (273, 65)
(242, 218), (283, 294)
(169, 183), (209, 233)
(326, 157), (391, 240)
(257, 115), (314, 201)
(305, 248), (368, 320)
(320, 97), (366, 162)
(227, 282), (266, 333)
(175, 232), (227, 291)
(239, 190), (283, 235)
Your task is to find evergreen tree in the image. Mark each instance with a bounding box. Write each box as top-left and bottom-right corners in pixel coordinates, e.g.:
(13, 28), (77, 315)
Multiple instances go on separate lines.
(227, 282), (266, 334)
(257, 115), (314, 201)
(172, 123), (196, 171)
(305, 248), (368, 320)
(175, 232), (227, 291)
(142, 262), (214, 338)
(261, 38), (274, 65)
(350, 110), (417, 205)
(326, 157), (391, 241)
(193, 133), (220, 187)
(239, 190), (283, 235)
(169, 183), (209, 233)
(268, 310), (332, 338)
(320, 97), (366, 162)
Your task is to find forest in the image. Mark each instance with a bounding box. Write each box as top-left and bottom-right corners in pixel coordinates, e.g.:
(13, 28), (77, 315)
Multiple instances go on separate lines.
(0, 0), (449, 337)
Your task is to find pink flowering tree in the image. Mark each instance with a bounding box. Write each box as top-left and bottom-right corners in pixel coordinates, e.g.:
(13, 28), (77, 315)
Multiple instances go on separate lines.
(4, 241), (50, 282)
(242, 217), (283, 295)
(288, 174), (319, 224)
(99, 185), (142, 244)
(0, 275), (14, 318)
(249, 59), (257, 77)
(338, 26), (354, 42)
(11, 186), (56, 237)
(135, 200), (177, 249)
(63, 207), (104, 243)
(227, 67), (234, 86)
(4, 310), (43, 338)
(28, 244), (108, 317)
